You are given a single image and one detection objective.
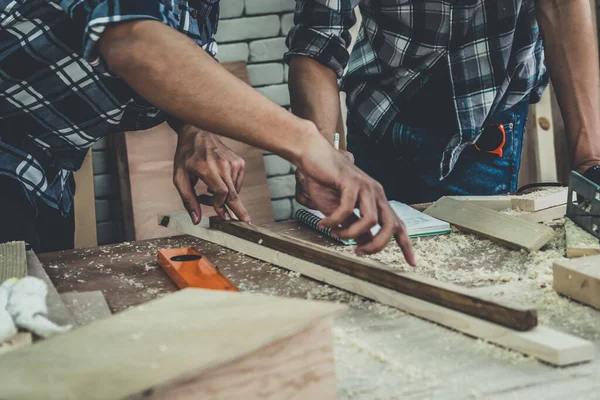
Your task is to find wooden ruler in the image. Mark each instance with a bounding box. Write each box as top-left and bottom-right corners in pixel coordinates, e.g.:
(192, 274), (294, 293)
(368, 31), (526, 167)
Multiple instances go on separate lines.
(203, 217), (538, 331)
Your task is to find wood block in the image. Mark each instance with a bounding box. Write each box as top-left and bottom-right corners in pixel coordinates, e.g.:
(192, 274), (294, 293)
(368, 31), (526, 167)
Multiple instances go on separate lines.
(0, 289), (342, 400)
(160, 214), (594, 366)
(27, 252), (76, 328)
(553, 255), (600, 310)
(189, 215), (538, 331)
(447, 195), (513, 211)
(60, 291), (112, 327)
(565, 218), (600, 258)
(424, 197), (555, 252)
(0, 241), (27, 282)
(0, 332), (32, 356)
(73, 149), (97, 248)
(521, 204), (566, 223)
(511, 188), (571, 212)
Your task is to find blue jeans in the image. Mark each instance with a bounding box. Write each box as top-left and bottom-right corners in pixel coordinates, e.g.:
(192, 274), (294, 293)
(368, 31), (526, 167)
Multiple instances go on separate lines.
(347, 99), (530, 204)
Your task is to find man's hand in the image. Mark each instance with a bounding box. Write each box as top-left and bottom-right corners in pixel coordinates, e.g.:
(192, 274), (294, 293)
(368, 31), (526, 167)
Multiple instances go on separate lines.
(297, 145), (416, 265)
(173, 126), (250, 224)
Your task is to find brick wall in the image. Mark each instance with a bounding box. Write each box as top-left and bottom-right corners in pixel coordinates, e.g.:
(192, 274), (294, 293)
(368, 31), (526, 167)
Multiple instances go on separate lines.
(218, 0), (301, 222)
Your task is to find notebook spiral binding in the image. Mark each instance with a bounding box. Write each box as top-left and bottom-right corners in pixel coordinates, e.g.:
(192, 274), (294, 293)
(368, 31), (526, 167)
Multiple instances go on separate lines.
(294, 209), (349, 245)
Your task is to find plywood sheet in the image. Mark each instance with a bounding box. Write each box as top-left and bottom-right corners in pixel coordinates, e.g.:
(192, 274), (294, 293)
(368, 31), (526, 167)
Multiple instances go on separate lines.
(0, 289), (343, 400)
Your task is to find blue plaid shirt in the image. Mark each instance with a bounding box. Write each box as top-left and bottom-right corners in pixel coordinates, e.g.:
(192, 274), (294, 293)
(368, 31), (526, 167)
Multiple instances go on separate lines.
(285, 0), (548, 178)
(0, 0), (219, 214)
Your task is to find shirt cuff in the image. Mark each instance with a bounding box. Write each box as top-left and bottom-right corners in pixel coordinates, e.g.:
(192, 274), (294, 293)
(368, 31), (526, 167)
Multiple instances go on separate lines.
(285, 25), (350, 79)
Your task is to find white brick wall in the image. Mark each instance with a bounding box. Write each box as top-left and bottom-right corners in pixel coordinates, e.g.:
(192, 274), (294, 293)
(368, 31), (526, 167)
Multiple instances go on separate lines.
(220, 2), (297, 222)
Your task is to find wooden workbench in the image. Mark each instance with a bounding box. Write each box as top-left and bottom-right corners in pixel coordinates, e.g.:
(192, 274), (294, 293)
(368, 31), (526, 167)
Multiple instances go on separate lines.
(39, 222), (600, 400)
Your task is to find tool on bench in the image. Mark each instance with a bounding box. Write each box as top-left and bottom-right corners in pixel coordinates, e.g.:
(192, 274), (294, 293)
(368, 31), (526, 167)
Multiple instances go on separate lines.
(567, 171), (600, 241)
(157, 248), (239, 292)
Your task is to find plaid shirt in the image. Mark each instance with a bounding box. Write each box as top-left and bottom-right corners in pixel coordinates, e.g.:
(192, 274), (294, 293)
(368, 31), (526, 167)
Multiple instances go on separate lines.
(0, 0), (219, 214)
(285, 0), (548, 178)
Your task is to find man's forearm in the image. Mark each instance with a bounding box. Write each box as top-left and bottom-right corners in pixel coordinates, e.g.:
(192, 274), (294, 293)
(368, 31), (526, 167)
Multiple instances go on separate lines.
(537, 0), (600, 172)
(288, 56), (345, 147)
(98, 20), (324, 166)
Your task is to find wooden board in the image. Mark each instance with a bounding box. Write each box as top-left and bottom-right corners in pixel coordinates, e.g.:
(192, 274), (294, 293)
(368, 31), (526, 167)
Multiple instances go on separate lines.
(200, 215), (537, 331)
(447, 195), (513, 211)
(0, 241), (27, 282)
(511, 188), (571, 212)
(521, 204), (566, 223)
(0, 289), (343, 400)
(553, 255), (600, 310)
(565, 218), (600, 258)
(159, 214), (595, 366)
(112, 62), (273, 241)
(424, 197), (555, 251)
(60, 291), (112, 327)
(26, 251), (75, 328)
(73, 149), (97, 248)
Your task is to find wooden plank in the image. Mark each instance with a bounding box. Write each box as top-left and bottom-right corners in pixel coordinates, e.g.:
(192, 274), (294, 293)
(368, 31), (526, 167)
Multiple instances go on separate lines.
(202, 215), (537, 331)
(0, 241), (27, 282)
(159, 214), (594, 366)
(0, 289), (343, 400)
(60, 291), (112, 327)
(553, 255), (600, 310)
(521, 204), (566, 223)
(447, 195), (513, 211)
(424, 197), (555, 252)
(0, 332), (32, 356)
(161, 213), (537, 331)
(511, 188), (571, 212)
(26, 251), (76, 328)
(565, 218), (600, 258)
(73, 149), (97, 248)
(532, 88), (558, 182)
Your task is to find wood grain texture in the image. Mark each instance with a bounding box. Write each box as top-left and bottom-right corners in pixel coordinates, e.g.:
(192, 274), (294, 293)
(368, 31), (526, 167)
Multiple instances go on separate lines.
(60, 291), (112, 327)
(553, 255), (600, 310)
(200, 215), (537, 331)
(447, 195), (513, 211)
(113, 62), (273, 241)
(27, 251), (76, 328)
(424, 197), (555, 251)
(130, 319), (338, 400)
(160, 214), (594, 366)
(0, 241), (27, 282)
(73, 149), (97, 248)
(511, 188), (571, 212)
(0, 289), (342, 400)
(565, 218), (600, 258)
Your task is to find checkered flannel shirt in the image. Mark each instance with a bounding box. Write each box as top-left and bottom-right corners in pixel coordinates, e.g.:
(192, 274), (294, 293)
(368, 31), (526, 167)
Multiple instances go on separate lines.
(0, 0), (219, 214)
(285, 0), (548, 178)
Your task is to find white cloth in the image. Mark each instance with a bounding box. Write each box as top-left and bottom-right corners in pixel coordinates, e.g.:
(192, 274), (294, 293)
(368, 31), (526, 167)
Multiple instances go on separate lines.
(0, 277), (71, 342)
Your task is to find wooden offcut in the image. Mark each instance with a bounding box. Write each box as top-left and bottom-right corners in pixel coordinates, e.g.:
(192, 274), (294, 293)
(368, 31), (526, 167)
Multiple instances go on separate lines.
(159, 213), (594, 366)
(424, 197), (555, 251)
(521, 204), (566, 223)
(73, 149), (97, 248)
(0, 289), (343, 400)
(511, 188), (571, 212)
(447, 195), (513, 211)
(565, 218), (600, 258)
(553, 255), (600, 310)
(60, 291), (112, 327)
(0, 241), (27, 282)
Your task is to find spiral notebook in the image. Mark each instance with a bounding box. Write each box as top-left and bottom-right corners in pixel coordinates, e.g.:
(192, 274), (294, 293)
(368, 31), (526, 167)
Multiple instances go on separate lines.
(295, 201), (451, 245)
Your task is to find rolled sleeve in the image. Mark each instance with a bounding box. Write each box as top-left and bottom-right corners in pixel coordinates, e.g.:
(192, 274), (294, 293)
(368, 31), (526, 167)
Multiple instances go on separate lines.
(285, 0), (357, 78)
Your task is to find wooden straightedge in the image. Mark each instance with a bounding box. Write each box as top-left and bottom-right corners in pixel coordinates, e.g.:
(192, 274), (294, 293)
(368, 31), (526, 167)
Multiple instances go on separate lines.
(159, 212), (594, 366)
(165, 215), (537, 331)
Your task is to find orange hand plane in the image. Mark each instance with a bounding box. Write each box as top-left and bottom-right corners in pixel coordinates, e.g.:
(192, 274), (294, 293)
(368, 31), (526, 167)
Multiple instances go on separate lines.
(157, 247), (239, 292)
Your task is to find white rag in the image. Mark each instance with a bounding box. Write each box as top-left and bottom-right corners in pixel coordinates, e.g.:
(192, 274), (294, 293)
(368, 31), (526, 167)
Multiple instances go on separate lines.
(0, 277), (71, 342)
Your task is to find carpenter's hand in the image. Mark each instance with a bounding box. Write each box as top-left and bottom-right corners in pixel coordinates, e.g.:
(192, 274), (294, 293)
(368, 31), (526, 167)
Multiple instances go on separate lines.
(173, 126), (250, 224)
(297, 142), (415, 265)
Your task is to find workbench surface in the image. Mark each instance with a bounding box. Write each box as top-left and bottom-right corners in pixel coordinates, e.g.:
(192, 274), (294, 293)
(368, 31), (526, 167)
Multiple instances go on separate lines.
(39, 222), (600, 400)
